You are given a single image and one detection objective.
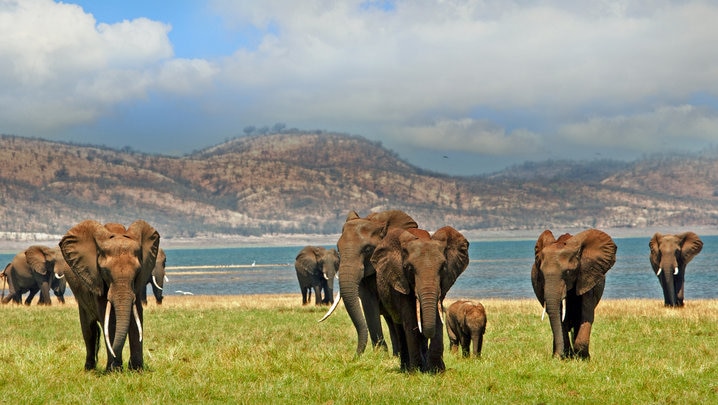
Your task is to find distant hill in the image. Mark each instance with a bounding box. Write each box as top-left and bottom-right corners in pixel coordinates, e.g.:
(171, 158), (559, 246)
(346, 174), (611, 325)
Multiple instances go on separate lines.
(1, 133), (717, 241)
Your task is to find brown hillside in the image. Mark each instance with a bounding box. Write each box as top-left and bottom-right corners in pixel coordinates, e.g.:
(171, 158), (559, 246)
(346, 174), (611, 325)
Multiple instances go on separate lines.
(1, 133), (717, 240)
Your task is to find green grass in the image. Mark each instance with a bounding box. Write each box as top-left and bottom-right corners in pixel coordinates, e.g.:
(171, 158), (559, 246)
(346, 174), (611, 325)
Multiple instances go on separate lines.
(1, 296), (717, 404)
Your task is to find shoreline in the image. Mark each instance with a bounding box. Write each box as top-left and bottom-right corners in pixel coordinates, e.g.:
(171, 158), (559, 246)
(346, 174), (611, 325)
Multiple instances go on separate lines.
(2, 225), (717, 253)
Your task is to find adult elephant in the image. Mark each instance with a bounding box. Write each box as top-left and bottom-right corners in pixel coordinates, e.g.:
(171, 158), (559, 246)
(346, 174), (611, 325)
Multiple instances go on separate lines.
(325, 210), (418, 356)
(294, 246), (339, 305)
(2, 245), (68, 305)
(649, 232), (703, 307)
(445, 300), (487, 358)
(60, 220), (160, 371)
(531, 229), (617, 359)
(140, 248), (167, 305)
(371, 226), (469, 372)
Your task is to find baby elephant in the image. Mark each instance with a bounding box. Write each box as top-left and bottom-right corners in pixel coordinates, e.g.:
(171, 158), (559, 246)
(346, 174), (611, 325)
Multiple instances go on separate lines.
(446, 300), (487, 358)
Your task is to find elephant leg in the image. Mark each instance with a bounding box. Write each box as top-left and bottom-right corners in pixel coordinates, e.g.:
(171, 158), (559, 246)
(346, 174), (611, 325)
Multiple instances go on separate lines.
(425, 311), (445, 373)
(460, 332), (471, 358)
(313, 285), (322, 306)
(390, 322), (410, 370)
(25, 287), (39, 305)
(383, 313), (400, 356)
(446, 324), (459, 354)
(301, 287), (308, 305)
(675, 275), (685, 307)
(77, 308), (99, 370)
(359, 283), (387, 350)
(128, 301), (144, 370)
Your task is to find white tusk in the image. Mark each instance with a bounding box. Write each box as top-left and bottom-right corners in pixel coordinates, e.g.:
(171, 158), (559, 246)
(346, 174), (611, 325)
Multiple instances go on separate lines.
(164, 275), (169, 282)
(416, 298), (422, 334)
(541, 303), (546, 321)
(324, 274), (329, 280)
(561, 298), (566, 322)
(151, 275), (163, 291)
(318, 295), (341, 322)
(674, 267), (679, 276)
(657, 268), (663, 276)
(104, 303), (116, 359)
(438, 301), (445, 325)
(55, 273), (65, 279)
(133, 304), (143, 343)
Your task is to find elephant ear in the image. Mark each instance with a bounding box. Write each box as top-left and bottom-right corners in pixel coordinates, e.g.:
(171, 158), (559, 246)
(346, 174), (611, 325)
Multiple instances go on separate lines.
(678, 232), (703, 265)
(295, 246), (320, 273)
(24, 245), (54, 275)
(531, 230), (556, 305)
(371, 228), (412, 295)
(127, 220), (160, 277)
(648, 233), (662, 273)
(60, 220), (111, 296)
(432, 226), (469, 298)
(567, 229), (617, 296)
(366, 210), (418, 232)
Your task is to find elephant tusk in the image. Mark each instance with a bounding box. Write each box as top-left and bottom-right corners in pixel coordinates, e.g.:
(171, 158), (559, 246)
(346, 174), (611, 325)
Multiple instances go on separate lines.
(151, 275), (163, 291)
(318, 294), (341, 323)
(674, 267), (679, 276)
(561, 298), (566, 322)
(541, 303), (546, 321)
(416, 298), (422, 334)
(324, 274), (329, 281)
(164, 275), (169, 282)
(55, 273), (65, 279)
(438, 301), (445, 325)
(104, 303), (116, 359)
(133, 303), (143, 343)
(656, 268), (663, 276)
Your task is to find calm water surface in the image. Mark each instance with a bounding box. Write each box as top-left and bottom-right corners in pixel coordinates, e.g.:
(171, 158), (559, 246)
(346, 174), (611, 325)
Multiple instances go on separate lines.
(2, 236), (716, 300)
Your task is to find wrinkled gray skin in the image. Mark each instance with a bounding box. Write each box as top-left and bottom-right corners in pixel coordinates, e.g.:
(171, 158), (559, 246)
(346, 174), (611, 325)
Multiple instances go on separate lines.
(446, 300), (487, 358)
(649, 232), (703, 307)
(531, 229), (617, 359)
(294, 246), (339, 305)
(2, 246), (69, 305)
(140, 248), (166, 305)
(336, 210), (419, 355)
(60, 220), (159, 371)
(372, 226), (469, 373)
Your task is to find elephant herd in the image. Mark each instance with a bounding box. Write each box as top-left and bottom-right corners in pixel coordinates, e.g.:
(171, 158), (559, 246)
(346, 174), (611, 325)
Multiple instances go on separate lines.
(300, 210), (705, 369)
(2, 220), (167, 371)
(2, 213), (705, 373)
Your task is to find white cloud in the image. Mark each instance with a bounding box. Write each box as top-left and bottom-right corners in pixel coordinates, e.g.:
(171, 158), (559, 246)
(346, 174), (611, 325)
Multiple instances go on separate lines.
(399, 118), (541, 155)
(2, 0), (718, 173)
(0, 0), (187, 132)
(558, 105), (718, 152)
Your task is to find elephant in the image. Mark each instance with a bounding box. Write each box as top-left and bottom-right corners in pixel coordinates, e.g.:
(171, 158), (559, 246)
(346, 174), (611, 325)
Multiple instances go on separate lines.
(371, 226), (469, 372)
(322, 210), (419, 356)
(445, 300), (487, 358)
(294, 246), (339, 305)
(531, 229), (617, 359)
(59, 219), (160, 371)
(649, 232), (703, 307)
(2, 245), (69, 305)
(140, 248), (167, 305)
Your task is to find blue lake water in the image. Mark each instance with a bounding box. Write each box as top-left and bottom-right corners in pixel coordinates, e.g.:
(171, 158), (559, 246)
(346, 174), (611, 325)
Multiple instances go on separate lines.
(2, 236), (716, 300)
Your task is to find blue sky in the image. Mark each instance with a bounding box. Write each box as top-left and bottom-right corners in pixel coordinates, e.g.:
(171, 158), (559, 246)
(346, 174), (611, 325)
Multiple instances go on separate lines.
(1, 0), (717, 175)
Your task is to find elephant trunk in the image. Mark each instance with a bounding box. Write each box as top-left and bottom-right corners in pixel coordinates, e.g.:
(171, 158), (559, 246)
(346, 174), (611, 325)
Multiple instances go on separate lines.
(338, 256), (368, 355)
(658, 265), (678, 307)
(107, 288), (137, 367)
(546, 298), (565, 358)
(418, 288), (439, 340)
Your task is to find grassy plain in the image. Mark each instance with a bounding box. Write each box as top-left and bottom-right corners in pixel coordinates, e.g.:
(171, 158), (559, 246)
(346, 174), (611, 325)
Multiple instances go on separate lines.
(1, 296), (717, 404)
